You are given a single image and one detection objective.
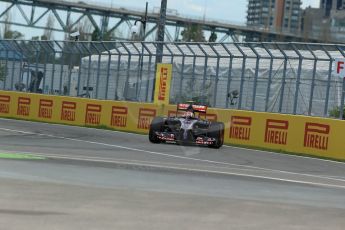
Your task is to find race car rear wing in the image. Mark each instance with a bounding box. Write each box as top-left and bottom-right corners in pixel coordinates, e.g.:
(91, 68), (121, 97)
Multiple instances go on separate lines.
(176, 103), (207, 114)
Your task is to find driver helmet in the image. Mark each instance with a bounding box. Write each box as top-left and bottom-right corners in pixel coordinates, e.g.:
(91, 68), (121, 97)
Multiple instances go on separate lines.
(184, 105), (195, 118)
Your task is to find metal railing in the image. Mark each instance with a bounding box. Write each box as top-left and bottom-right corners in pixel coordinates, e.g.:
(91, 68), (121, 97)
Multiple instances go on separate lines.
(0, 40), (344, 119)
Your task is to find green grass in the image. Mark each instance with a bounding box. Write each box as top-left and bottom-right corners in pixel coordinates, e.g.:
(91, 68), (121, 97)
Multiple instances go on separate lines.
(0, 152), (45, 160)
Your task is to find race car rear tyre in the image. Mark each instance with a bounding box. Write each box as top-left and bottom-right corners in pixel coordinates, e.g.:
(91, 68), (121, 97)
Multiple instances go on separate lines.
(207, 122), (225, 149)
(149, 117), (165, 143)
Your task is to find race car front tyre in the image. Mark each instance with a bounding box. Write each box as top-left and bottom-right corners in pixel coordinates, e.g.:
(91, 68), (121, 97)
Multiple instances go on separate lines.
(207, 122), (225, 149)
(149, 117), (165, 143)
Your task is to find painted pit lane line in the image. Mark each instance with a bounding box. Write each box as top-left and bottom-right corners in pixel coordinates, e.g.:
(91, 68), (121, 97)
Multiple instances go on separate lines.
(1, 117), (344, 166)
(1, 127), (345, 188)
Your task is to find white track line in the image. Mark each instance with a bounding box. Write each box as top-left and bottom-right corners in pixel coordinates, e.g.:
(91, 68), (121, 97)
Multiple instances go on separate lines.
(1, 117), (344, 165)
(2, 149), (345, 190)
(0, 117), (143, 136)
(0, 127), (345, 186)
(0, 150), (256, 171)
(223, 145), (345, 165)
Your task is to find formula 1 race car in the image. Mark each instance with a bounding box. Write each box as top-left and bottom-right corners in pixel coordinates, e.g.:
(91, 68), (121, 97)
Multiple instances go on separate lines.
(149, 103), (225, 148)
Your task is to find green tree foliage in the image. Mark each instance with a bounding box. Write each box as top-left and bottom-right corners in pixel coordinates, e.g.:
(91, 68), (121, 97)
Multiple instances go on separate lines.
(103, 31), (114, 41)
(208, 31), (217, 42)
(4, 30), (24, 39)
(92, 27), (115, 41)
(181, 24), (206, 42)
(2, 9), (24, 39)
(329, 106), (345, 119)
(0, 62), (7, 82)
(91, 28), (101, 41)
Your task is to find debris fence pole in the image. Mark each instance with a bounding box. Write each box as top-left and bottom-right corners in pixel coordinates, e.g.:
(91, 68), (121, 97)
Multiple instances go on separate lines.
(153, 0), (167, 102)
(340, 77), (345, 120)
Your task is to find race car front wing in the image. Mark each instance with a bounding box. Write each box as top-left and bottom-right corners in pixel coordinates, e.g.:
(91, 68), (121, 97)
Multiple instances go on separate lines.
(155, 131), (216, 145)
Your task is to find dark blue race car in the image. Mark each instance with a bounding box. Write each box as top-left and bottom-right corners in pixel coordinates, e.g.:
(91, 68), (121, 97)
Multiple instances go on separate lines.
(149, 103), (225, 148)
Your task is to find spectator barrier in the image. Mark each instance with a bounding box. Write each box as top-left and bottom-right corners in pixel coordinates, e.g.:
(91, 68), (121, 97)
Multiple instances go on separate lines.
(0, 90), (343, 160)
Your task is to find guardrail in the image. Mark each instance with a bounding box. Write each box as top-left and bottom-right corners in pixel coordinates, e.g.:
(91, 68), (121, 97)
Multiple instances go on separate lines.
(0, 40), (344, 119)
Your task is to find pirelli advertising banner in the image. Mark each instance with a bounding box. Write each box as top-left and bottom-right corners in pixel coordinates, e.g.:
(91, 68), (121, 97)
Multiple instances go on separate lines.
(154, 63), (173, 105)
(0, 90), (345, 161)
(205, 108), (344, 160)
(0, 90), (157, 134)
(163, 104), (345, 160)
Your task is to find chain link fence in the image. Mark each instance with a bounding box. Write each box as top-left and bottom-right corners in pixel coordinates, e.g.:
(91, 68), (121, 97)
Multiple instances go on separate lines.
(0, 40), (344, 119)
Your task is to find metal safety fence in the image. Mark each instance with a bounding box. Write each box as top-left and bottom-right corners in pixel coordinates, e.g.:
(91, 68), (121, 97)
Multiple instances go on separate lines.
(0, 40), (344, 119)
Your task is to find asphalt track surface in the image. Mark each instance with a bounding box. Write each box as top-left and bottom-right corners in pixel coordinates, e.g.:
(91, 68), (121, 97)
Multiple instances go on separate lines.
(0, 118), (345, 230)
